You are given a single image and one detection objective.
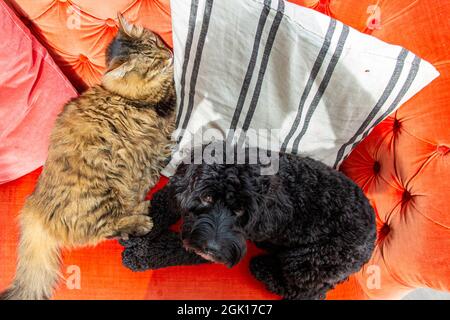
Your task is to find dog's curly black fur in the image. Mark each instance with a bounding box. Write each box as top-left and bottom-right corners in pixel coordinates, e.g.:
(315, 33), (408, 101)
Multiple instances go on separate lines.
(121, 147), (376, 300)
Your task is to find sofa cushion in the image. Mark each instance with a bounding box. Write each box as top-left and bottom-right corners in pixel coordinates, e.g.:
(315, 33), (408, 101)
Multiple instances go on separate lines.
(0, 1), (77, 184)
(1, 0), (449, 299)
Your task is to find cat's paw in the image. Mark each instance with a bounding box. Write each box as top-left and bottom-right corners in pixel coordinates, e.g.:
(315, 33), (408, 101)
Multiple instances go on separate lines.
(133, 200), (151, 215)
(119, 235), (142, 247)
(116, 214), (154, 240)
(129, 215), (154, 236)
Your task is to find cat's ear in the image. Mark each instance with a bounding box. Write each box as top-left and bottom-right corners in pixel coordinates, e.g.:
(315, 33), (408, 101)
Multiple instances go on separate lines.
(117, 13), (144, 38)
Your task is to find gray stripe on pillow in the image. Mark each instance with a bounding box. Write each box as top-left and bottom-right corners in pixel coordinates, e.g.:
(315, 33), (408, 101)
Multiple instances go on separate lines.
(241, 0), (286, 132)
(291, 24), (350, 154)
(175, 0), (200, 129)
(349, 55), (421, 154)
(229, 0), (272, 133)
(280, 18), (337, 153)
(333, 48), (409, 168)
(180, 0), (215, 137)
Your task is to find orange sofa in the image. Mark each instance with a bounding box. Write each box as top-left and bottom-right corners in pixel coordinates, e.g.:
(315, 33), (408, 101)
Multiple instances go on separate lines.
(0, 0), (448, 299)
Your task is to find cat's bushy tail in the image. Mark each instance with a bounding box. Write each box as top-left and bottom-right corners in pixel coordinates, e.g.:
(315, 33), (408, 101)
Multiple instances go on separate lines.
(0, 205), (61, 300)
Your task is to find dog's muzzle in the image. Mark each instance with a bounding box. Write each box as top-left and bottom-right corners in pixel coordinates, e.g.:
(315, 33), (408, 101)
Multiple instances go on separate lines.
(181, 204), (247, 267)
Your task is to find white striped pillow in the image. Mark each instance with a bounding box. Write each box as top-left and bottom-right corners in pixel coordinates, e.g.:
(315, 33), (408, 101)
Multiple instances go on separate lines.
(163, 0), (439, 175)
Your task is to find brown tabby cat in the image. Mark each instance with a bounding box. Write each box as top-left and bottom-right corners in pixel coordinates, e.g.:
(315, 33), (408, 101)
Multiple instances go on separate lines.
(0, 15), (175, 300)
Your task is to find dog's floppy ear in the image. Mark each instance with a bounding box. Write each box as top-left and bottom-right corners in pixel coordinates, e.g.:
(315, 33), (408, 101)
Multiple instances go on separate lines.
(170, 164), (201, 211)
(243, 174), (294, 241)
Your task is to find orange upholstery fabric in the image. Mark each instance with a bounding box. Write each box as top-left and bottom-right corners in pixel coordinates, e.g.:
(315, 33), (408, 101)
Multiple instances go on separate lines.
(0, 0), (448, 299)
(5, 0), (173, 92)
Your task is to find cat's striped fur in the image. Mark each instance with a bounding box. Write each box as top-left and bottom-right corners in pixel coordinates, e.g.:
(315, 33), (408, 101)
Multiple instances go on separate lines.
(0, 15), (175, 300)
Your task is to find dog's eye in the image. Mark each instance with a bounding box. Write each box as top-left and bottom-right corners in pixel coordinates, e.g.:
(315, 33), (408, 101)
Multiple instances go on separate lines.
(200, 194), (214, 205)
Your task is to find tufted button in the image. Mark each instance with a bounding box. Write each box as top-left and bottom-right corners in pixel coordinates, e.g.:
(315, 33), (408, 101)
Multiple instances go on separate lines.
(78, 54), (89, 63)
(437, 145), (449, 155)
(106, 18), (117, 28)
(373, 161), (381, 174)
(401, 190), (412, 203)
(393, 118), (401, 133)
(378, 223), (390, 242)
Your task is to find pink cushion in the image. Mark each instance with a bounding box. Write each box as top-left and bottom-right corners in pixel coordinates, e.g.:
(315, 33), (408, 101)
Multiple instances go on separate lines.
(0, 1), (77, 184)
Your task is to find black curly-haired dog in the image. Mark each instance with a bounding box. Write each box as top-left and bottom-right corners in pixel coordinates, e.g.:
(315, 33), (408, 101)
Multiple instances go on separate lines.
(121, 146), (376, 300)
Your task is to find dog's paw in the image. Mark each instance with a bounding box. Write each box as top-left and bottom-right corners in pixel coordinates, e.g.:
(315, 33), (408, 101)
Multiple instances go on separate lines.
(122, 238), (175, 271)
(122, 246), (151, 272)
(250, 255), (289, 297)
(250, 255), (277, 281)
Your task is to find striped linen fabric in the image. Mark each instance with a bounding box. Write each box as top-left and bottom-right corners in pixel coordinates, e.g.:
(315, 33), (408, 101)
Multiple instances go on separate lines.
(162, 0), (439, 176)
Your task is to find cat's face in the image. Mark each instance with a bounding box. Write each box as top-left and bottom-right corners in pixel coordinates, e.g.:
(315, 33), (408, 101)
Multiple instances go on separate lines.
(103, 15), (174, 102)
